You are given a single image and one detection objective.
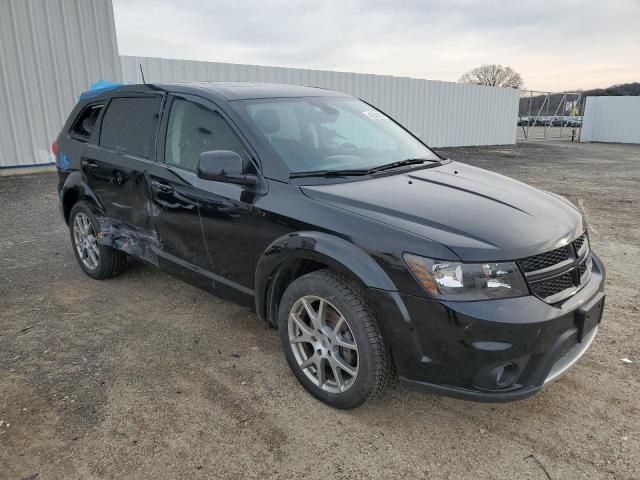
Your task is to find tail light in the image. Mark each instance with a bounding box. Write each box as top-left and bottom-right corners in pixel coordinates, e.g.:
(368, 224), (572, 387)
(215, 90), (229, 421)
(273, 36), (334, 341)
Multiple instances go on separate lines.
(51, 141), (59, 156)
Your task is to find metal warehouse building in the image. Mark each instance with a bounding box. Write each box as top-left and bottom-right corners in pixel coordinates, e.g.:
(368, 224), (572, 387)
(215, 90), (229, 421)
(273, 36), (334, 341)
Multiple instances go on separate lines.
(0, 0), (121, 168)
(0, 0), (523, 170)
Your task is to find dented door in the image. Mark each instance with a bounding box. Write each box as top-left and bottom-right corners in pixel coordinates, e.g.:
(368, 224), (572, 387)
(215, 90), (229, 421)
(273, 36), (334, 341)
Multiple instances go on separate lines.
(149, 93), (256, 295)
(85, 95), (162, 260)
(146, 163), (212, 276)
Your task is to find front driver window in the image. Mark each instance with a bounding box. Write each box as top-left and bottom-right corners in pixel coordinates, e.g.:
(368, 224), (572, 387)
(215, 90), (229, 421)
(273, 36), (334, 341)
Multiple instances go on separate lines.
(165, 99), (246, 171)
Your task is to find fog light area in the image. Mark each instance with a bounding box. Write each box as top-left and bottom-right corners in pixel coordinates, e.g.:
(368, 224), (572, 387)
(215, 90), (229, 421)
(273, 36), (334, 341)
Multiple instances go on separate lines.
(474, 361), (523, 391)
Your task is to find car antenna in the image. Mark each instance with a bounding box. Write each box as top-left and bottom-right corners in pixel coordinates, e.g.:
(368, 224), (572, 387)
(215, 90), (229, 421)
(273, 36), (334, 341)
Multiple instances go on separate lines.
(139, 64), (146, 84)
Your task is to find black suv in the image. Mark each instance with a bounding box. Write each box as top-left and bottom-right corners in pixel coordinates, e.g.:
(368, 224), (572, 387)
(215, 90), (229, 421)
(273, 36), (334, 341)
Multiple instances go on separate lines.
(55, 82), (605, 408)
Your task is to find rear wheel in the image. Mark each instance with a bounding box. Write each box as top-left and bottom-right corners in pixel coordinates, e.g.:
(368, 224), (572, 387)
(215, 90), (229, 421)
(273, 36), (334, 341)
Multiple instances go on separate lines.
(278, 270), (391, 409)
(69, 202), (127, 279)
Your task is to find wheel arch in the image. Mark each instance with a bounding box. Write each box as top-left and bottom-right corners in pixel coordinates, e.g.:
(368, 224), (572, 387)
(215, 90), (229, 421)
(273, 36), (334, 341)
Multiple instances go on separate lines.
(60, 171), (104, 224)
(255, 231), (397, 327)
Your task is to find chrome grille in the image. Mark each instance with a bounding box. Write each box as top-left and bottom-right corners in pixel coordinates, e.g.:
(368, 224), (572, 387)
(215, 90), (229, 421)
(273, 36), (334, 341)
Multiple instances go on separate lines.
(578, 259), (588, 276)
(519, 245), (571, 273)
(574, 232), (587, 252)
(518, 231), (591, 303)
(529, 272), (574, 298)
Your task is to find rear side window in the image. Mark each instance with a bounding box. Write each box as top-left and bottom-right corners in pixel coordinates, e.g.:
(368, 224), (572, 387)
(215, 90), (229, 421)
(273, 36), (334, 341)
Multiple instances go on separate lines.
(100, 97), (162, 159)
(70, 104), (103, 139)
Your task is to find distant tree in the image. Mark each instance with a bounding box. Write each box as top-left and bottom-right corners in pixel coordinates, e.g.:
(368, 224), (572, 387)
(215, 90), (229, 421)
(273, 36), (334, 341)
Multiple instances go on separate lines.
(582, 82), (640, 96)
(459, 64), (523, 89)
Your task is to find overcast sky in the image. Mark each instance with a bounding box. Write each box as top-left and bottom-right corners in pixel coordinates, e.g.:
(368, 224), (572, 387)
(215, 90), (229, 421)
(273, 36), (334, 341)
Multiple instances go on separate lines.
(112, 0), (639, 92)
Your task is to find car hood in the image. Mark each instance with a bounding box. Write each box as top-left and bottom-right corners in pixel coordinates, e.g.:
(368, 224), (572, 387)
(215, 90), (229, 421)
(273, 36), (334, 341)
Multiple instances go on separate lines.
(300, 161), (585, 261)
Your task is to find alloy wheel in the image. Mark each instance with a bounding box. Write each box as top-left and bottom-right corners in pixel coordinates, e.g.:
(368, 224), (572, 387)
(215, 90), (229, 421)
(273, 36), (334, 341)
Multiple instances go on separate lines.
(288, 295), (359, 393)
(73, 212), (99, 270)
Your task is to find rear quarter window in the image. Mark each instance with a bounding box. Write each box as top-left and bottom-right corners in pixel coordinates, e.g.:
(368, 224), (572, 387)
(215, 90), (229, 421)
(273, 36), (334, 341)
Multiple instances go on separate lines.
(70, 104), (103, 139)
(100, 97), (162, 159)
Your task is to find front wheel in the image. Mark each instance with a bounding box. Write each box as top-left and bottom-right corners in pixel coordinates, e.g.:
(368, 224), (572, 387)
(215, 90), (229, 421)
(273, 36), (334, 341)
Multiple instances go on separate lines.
(278, 270), (392, 409)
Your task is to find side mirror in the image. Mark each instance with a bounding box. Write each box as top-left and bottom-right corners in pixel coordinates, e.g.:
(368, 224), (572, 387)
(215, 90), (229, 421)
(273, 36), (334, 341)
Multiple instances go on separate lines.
(197, 150), (257, 186)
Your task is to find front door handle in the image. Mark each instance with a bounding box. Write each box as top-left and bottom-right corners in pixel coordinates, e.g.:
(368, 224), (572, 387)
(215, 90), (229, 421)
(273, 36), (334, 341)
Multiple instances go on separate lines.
(151, 181), (175, 194)
(85, 160), (98, 169)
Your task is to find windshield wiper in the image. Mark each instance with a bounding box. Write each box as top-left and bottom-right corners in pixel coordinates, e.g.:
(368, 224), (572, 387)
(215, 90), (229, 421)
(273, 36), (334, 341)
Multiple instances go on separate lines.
(290, 169), (371, 179)
(289, 158), (441, 179)
(367, 158), (439, 174)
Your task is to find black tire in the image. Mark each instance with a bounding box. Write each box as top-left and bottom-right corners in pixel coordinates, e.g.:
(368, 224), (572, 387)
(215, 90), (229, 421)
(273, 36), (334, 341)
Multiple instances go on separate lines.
(68, 201), (127, 280)
(278, 269), (391, 409)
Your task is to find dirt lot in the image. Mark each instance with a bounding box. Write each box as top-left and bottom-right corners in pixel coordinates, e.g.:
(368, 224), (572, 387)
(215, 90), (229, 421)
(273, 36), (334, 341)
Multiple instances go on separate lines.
(1, 139), (639, 480)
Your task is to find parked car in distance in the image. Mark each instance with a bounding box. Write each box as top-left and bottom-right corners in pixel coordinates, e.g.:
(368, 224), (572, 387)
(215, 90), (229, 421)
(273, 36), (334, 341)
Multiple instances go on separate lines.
(565, 117), (582, 128)
(55, 83), (605, 408)
(542, 118), (557, 127)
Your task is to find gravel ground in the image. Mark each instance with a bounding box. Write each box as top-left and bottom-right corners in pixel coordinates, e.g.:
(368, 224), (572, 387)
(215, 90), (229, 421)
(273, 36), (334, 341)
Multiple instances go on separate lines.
(1, 139), (639, 480)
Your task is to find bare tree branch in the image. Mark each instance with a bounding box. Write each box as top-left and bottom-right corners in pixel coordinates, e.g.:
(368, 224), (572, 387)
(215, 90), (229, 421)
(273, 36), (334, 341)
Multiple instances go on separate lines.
(459, 64), (523, 89)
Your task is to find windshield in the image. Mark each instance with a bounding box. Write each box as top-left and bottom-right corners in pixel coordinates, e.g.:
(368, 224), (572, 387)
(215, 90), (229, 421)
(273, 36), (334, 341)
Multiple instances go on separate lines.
(231, 97), (439, 173)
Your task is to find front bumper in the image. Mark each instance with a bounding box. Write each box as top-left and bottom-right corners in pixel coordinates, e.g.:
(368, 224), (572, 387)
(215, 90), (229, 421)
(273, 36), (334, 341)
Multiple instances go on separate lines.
(367, 253), (606, 402)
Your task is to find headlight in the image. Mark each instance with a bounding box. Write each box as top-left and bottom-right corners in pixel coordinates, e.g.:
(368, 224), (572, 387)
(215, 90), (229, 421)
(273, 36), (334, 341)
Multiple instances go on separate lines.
(403, 254), (528, 300)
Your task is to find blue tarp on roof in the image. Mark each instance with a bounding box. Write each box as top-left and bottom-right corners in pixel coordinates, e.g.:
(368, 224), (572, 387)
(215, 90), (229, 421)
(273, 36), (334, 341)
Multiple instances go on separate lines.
(79, 80), (123, 100)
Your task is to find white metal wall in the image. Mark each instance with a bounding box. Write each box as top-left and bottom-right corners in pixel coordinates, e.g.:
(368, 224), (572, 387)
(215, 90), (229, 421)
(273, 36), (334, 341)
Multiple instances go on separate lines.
(0, 0), (519, 169)
(0, 0), (121, 168)
(122, 56), (519, 148)
(581, 96), (640, 144)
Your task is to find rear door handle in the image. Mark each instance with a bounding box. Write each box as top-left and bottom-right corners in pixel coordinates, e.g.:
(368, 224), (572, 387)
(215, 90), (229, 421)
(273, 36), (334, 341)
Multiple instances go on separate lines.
(151, 181), (175, 194)
(85, 160), (98, 169)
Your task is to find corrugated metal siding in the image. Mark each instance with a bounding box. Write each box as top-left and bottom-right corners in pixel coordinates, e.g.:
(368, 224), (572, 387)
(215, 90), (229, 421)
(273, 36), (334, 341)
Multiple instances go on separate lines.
(122, 56), (519, 148)
(0, 0), (518, 169)
(0, 0), (121, 167)
(581, 96), (640, 144)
